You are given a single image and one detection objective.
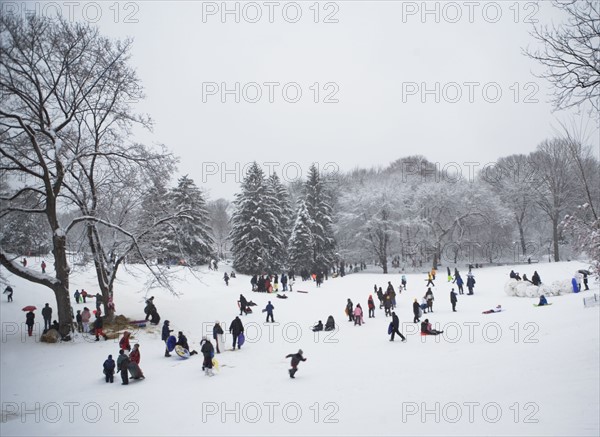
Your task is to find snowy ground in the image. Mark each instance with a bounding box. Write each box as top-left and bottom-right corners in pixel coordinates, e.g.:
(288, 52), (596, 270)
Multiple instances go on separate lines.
(1, 260), (598, 436)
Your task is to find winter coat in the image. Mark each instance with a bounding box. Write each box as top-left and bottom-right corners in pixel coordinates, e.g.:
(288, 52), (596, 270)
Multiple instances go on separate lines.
(201, 340), (214, 357)
(129, 348), (141, 364)
(450, 291), (457, 303)
(425, 290), (434, 301)
(266, 303), (274, 314)
(467, 276), (475, 288)
(420, 321), (428, 333)
(354, 306), (363, 318)
(94, 317), (103, 329)
(213, 323), (224, 340)
(26, 312), (35, 326)
(281, 275), (288, 284)
(532, 272), (541, 286)
(239, 295), (248, 308)
(367, 297), (375, 309)
(117, 354), (130, 372)
(161, 323), (172, 341)
(392, 313), (400, 329)
(286, 352), (306, 367)
(41, 306), (52, 320)
(346, 300), (353, 312)
(325, 316), (335, 330)
(119, 334), (131, 351)
(412, 301), (420, 316)
(539, 295), (548, 306)
(456, 276), (464, 286)
(176, 334), (189, 350)
(76, 313), (82, 323)
(229, 317), (244, 335)
(81, 309), (91, 323)
(103, 358), (116, 374)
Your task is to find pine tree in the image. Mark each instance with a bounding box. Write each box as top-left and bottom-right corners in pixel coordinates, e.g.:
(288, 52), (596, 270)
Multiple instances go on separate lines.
(170, 175), (214, 265)
(229, 162), (284, 274)
(287, 201), (314, 272)
(136, 181), (174, 263)
(304, 164), (337, 272)
(268, 172), (292, 265)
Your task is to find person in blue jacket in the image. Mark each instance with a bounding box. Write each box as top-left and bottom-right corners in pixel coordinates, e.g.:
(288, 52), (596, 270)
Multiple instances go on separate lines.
(265, 301), (275, 323)
(538, 295), (548, 306)
(103, 354), (115, 383)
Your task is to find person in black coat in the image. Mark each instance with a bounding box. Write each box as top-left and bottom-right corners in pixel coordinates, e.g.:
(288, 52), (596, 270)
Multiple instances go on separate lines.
(450, 289), (458, 312)
(532, 271), (541, 286)
(149, 309), (160, 325)
(162, 320), (173, 357)
(213, 322), (224, 354)
(346, 299), (354, 322)
(41, 303), (52, 331)
(103, 354), (116, 383)
(312, 320), (323, 332)
(285, 349), (307, 378)
(412, 298), (421, 323)
(93, 315), (107, 341)
(324, 315), (335, 331)
(4, 285), (13, 302)
(239, 294), (248, 316)
(176, 331), (190, 350)
(25, 310), (35, 336)
(200, 337), (215, 376)
(229, 316), (244, 350)
(144, 297), (155, 321)
(251, 275), (258, 291)
(389, 312), (406, 342)
(466, 275), (476, 295)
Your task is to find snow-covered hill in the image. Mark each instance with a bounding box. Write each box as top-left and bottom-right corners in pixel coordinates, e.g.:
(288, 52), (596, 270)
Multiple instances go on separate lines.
(1, 261), (598, 436)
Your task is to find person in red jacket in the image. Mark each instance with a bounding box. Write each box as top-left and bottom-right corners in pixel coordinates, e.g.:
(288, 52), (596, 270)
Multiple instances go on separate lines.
(119, 331), (131, 351)
(367, 295), (375, 318)
(128, 344), (145, 379)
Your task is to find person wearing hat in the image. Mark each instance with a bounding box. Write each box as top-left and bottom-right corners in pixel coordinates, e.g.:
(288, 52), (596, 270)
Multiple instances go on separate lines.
(450, 289), (458, 312)
(213, 322), (224, 354)
(285, 349), (307, 379)
(162, 320), (173, 357)
(264, 301), (275, 323)
(103, 354), (116, 383)
(412, 298), (421, 323)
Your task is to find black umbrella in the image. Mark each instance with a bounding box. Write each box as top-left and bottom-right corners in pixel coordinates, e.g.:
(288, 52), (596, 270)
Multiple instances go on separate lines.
(578, 269), (590, 275)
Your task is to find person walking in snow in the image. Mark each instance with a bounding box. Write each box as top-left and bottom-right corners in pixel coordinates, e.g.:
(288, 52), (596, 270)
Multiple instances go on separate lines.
(239, 294), (248, 316)
(162, 320), (173, 357)
(389, 312), (406, 342)
(383, 293), (392, 317)
(455, 274), (464, 295)
(401, 274), (407, 291)
(538, 295), (548, 306)
(354, 304), (364, 326)
(144, 296), (155, 321)
(200, 337), (215, 376)
(25, 310), (35, 336)
(229, 316), (244, 350)
(41, 260), (46, 273)
(93, 314), (107, 341)
(367, 295), (375, 318)
(264, 301), (275, 323)
(466, 274), (476, 295)
(450, 289), (458, 312)
(103, 354), (115, 383)
(213, 321), (224, 354)
(74, 290), (81, 304)
(412, 298), (421, 323)
(223, 272), (230, 286)
(346, 299), (354, 322)
(4, 285), (13, 302)
(75, 310), (83, 333)
(117, 350), (130, 385)
(285, 349), (307, 379)
(426, 272), (435, 287)
(425, 288), (434, 313)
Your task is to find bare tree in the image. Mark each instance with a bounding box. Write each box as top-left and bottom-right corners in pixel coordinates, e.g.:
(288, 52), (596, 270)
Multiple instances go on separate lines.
(207, 198), (232, 260)
(525, 0), (600, 112)
(0, 16), (173, 331)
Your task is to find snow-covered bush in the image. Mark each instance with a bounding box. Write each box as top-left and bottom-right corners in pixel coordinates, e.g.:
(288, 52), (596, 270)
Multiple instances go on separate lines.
(504, 278), (574, 297)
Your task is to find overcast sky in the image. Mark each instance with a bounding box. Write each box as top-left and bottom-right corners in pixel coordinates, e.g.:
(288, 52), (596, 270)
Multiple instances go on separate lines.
(9, 1), (600, 199)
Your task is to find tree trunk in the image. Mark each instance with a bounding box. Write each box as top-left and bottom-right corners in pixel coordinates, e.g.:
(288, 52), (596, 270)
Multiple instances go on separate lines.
(552, 216), (560, 261)
(51, 232), (74, 337)
(517, 219), (527, 255)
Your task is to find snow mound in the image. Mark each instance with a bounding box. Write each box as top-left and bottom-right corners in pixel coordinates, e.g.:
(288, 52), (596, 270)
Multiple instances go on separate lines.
(504, 278), (573, 297)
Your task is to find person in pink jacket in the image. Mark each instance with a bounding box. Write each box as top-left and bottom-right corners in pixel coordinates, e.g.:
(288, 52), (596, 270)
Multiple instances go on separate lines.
(353, 304), (364, 326)
(81, 307), (91, 333)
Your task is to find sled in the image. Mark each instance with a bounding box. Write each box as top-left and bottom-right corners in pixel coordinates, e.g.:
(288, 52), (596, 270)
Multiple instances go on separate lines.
(572, 278), (580, 293)
(276, 294), (288, 299)
(166, 335), (177, 352)
(297, 290), (308, 294)
(174, 345), (190, 359)
(238, 333), (245, 347)
(533, 303), (553, 307)
(387, 322), (393, 335)
(130, 320), (147, 328)
(127, 362), (143, 379)
(212, 358), (219, 371)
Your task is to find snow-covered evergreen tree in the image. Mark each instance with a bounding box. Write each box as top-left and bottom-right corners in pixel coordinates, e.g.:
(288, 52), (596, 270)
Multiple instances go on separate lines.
(268, 172), (292, 264)
(304, 164), (336, 272)
(287, 201), (314, 272)
(229, 162), (284, 274)
(136, 180), (174, 263)
(169, 175), (214, 265)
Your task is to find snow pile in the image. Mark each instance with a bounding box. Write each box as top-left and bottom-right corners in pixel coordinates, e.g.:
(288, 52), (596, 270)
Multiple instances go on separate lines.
(504, 278), (573, 297)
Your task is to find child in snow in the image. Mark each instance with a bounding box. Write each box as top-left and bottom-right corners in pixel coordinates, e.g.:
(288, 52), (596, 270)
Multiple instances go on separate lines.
(200, 337), (215, 376)
(420, 319), (443, 336)
(4, 285), (13, 302)
(75, 310), (83, 333)
(128, 344), (145, 379)
(367, 295), (375, 318)
(81, 307), (91, 333)
(324, 316), (335, 331)
(312, 320), (323, 332)
(119, 331), (131, 351)
(389, 312), (407, 342)
(354, 304), (364, 326)
(538, 295), (548, 306)
(103, 354), (115, 383)
(286, 349), (307, 378)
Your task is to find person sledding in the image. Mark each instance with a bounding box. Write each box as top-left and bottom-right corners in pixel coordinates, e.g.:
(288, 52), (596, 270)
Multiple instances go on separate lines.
(537, 295), (548, 306)
(223, 272), (230, 286)
(200, 337), (215, 376)
(420, 319), (443, 336)
(176, 331), (198, 355)
(312, 320), (323, 332)
(286, 349), (307, 379)
(482, 305), (503, 314)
